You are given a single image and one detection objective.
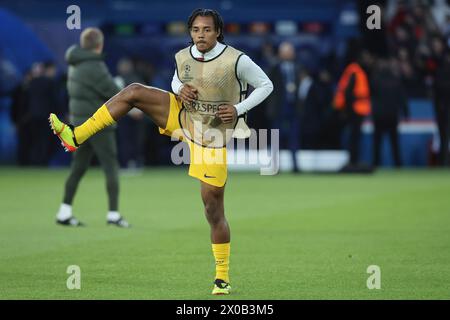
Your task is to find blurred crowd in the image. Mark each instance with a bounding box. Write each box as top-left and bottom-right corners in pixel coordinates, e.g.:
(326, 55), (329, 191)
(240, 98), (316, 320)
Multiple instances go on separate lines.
(253, 0), (450, 168)
(387, 0), (450, 97)
(9, 62), (66, 166)
(7, 57), (172, 168)
(4, 0), (450, 168)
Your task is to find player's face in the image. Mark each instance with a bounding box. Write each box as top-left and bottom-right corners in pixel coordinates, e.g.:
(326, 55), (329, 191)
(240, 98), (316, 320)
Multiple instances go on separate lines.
(190, 16), (220, 53)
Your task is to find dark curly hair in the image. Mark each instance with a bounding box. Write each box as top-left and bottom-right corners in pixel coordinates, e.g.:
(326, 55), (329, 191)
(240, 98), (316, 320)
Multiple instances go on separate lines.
(187, 8), (225, 44)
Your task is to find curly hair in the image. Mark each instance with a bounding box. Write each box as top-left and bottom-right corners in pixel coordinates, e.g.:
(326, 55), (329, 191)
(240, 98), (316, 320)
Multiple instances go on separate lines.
(187, 8), (225, 44)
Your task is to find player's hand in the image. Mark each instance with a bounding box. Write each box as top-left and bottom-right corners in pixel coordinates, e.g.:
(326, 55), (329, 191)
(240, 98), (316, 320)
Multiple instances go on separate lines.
(216, 104), (237, 124)
(179, 84), (198, 105)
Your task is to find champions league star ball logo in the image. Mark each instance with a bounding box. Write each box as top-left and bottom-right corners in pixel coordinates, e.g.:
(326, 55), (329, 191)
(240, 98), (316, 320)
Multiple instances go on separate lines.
(183, 64), (194, 81)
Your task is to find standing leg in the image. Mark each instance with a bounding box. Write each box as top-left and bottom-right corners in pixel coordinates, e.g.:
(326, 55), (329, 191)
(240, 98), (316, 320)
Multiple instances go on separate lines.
(63, 143), (94, 205)
(56, 142), (94, 225)
(289, 116), (300, 172)
(434, 99), (446, 166)
(90, 131), (119, 211)
(373, 119), (382, 167)
(90, 130), (129, 227)
(349, 114), (363, 165)
(388, 121), (402, 167)
(201, 182), (229, 243)
(200, 181), (231, 294)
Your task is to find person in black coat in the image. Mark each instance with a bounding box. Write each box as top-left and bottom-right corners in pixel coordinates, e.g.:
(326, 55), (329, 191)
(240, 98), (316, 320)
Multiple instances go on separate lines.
(433, 49), (450, 166)
(10, 69), (33, 165)
(371, 57), (409, 167)
(299, 69), (335, 149)
(26, 62), (61, 165)
(266, 41), (301, 172)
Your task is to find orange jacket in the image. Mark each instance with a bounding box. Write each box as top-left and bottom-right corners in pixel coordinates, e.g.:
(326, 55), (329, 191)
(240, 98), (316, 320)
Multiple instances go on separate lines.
(333, 63), (371, 116)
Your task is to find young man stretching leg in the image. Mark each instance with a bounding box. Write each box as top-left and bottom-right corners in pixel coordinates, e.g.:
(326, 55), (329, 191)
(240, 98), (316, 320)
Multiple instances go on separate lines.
(49, 9), (273, 294)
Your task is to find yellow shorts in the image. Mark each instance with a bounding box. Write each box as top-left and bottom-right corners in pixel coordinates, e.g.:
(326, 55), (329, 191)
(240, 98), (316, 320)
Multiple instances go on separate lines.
(158, 93), (227, 187)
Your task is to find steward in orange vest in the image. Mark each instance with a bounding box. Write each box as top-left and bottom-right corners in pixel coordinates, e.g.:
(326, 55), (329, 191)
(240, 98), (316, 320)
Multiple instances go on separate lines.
(333, 62), (371, 116)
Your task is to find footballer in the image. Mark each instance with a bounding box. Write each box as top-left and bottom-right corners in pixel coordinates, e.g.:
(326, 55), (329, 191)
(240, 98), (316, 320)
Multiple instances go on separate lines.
(49, 8), (273, 295)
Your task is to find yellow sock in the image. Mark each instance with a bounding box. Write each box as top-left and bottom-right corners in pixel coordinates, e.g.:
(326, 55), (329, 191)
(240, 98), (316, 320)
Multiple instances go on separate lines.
(74, 105), (116, 144)
(212, 242), (230, 283)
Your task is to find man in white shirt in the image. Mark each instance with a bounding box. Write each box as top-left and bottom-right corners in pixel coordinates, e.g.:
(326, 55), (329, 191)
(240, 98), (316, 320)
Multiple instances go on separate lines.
(49, 8), (273, 295)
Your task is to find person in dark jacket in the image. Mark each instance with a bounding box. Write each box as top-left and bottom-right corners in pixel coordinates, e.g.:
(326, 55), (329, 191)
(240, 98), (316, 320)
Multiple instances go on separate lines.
(26, 62), (61, 165)
(55, 27), (130, 227)
(10, 69), (33, 166)
(433, 49), (450, 166)
(267, 41), (301, 172)
(371, 58), (409, 167)
(115, 58), (146, 170)
(299, 69), (334, 149)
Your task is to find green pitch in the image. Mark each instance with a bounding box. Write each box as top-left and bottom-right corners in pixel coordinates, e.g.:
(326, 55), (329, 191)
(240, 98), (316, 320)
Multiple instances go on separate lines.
(0, 167), (449, 299)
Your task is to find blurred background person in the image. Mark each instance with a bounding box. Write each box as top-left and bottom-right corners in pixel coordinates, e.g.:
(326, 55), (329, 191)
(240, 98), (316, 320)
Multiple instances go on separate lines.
(267, 41), (302, 173)
(55, 27), (130, 227)
(9, 69), (32, 166)
(249, 40), (278, 131)
(0, 0), (449, 171)
(26, 62), (61, 166)
(298, 68), (334, 150)
(371, 57), (409, 167)
(333, 48), (373, 168)
(258, 40), (278, 72)
(114, 57), (146, 171)
(433, 47), (450, 166)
